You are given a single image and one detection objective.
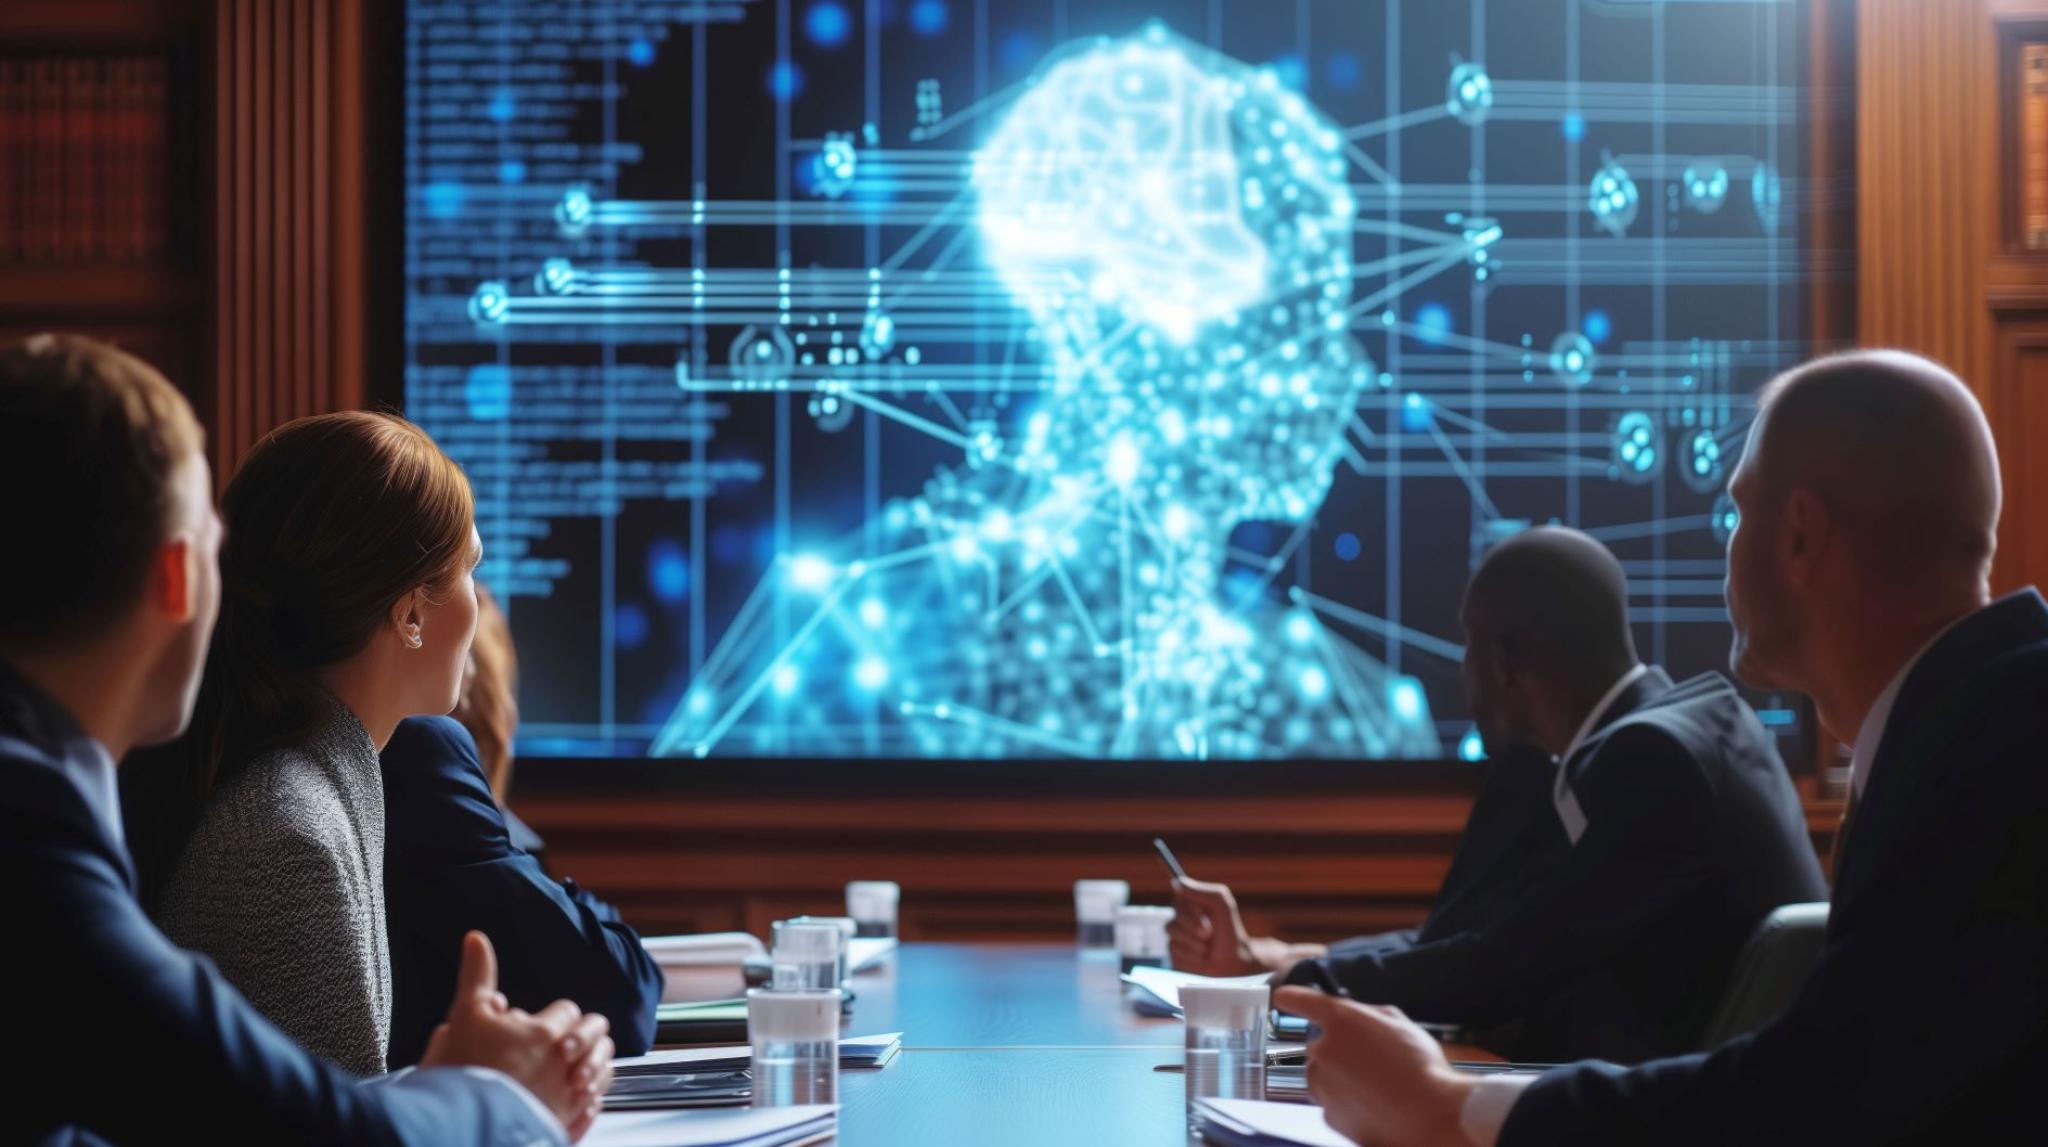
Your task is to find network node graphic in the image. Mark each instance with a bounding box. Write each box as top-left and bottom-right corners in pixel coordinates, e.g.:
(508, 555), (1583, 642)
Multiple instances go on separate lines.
(1549, 332), (1596, 386)
(1612, 411), (1659, 483)
(1589, 158), (1638, 238)
(813, 131), (858, 198)
(555, 185), (594, 236)
(1446, 62), (1493, 126)
(1681, 163), (1729, 214)
(534, 257), (577, 296)
(729, 324), (797, 390)
(468, 280), (510, 325)
(1680, 427), (1724, 492)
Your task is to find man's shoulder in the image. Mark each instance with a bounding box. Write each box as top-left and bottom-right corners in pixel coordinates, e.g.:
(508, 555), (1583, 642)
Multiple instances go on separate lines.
(1609, 671), (1767, 761)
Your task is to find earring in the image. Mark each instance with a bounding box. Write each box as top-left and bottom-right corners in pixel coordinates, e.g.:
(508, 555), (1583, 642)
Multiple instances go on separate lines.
(405, 627), (424, 650)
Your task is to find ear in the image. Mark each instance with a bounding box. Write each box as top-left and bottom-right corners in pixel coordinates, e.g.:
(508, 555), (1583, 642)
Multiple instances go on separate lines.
(390, 587), (426, 649)
(1779, 488), (1831, 590)
(151, 536), (197, 623)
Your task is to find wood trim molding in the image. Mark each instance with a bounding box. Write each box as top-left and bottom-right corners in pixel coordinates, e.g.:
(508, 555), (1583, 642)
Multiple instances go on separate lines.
(512, 781), (1845, 942)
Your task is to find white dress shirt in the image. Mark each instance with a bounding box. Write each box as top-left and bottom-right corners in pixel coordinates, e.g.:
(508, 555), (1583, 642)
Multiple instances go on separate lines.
(1551, 663), (1650, 845)
(1848, 614), (1967, 799)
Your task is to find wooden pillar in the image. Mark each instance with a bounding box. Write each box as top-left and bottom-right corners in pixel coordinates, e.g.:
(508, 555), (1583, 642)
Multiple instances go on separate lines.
(208, 0), (366, 476)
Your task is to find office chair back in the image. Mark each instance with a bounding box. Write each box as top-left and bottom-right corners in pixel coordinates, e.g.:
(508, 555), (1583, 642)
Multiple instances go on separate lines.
(1697, 901), (1830, 1049)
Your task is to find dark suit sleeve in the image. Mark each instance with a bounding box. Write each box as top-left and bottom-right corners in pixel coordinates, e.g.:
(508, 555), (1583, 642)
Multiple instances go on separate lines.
(6, 766), (554, 1146)
(1501, 689), (2048, 1144)
(383, 718), (662, 1066)
(1302, 724), (1717, 1028)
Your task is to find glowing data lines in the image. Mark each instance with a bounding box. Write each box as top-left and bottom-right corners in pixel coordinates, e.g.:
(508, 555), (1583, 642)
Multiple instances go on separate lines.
(1588, 158), (1638, 238)
(972, 24), (1347, 344)
(534, 256), (576, 296)
(1711, 492), (1741, 544)
(468, 280), (511, 325)
(1446, 61), (1493, 126)
(1613, 411), (1660, 482)
(1680, 427), (1724, 491)
(1751, 163), (1783, 234)
(1548, 331), (1596, 387)
(729, 324), (796, 390)
(555, 185), (594, 236)
(812, 131), (857, 199)
(1680, 163), (1729, 215)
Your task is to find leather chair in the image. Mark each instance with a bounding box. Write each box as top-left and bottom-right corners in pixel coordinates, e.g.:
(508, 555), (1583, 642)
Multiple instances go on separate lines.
(1696, 901), (1831, 1049)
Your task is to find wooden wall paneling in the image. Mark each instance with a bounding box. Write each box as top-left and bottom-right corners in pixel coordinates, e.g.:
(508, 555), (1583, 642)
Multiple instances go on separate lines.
(512, 780), (1844, 943)
(1858, 0), (2048, 595)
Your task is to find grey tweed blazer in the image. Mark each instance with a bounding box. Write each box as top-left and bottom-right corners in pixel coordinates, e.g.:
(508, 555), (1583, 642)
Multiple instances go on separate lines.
(157, 696), (393, 1076)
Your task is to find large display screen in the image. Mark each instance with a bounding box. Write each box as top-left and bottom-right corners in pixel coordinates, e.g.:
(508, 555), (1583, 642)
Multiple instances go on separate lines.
(403, 0), (1819, 760)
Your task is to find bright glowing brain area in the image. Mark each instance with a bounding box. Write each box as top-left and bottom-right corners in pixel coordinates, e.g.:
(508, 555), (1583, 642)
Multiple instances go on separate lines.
(974, 29), (1353, 345)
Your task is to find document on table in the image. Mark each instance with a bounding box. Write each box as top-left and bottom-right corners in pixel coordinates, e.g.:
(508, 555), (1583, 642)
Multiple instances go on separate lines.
(615, 1033), (905, 1077)
(1123, 966), (1275, 1015)
(847, 936), (896, 973)
(1193, 1098), (1357, 1147)
(583, 1104), (836, 1147)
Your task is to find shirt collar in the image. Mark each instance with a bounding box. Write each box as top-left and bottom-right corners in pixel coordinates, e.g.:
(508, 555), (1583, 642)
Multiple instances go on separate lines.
(1561, 663), (1651, 766)
(1849, 611), (1975, 798)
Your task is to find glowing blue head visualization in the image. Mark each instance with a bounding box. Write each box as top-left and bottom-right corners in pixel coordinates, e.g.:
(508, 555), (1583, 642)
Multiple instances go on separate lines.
(405, 0), (1815, 763)
(973, 26), (1366, 528)
(646, 27), (1436, 763)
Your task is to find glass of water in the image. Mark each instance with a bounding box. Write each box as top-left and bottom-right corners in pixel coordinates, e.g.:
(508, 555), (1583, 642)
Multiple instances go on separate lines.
(771, 920), (844, 991)
(1073, 879), (1129, 948)
(846, 881), (900, 939)
(1181, 982), (1269, 1127)
(1113, 904), (1174, 973)
(746, 988), (842, 1107)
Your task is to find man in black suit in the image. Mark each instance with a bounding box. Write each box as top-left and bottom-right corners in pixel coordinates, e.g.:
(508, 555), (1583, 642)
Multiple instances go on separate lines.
(0, 334), (611, 1145)
(1173, 527), (1825, 1063)
(1283, 349), (2042, 1145)
(382, 714), (664, 1067)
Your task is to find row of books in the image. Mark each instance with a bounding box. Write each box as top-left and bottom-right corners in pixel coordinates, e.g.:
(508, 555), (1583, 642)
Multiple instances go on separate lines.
(0, 55), (169, 266)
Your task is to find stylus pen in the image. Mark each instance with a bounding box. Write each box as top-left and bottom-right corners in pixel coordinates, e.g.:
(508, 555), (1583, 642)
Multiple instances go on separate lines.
(1153, 837), (1190, 883)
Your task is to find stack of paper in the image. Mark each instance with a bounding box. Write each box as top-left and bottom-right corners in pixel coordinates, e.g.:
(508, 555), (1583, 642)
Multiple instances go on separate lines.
(644, 933), (767, 1004)
(585, 1105), (835, 1147)
(847, 936), (896, 974)
(1122, 966), (1276, 1017)
(1193, 1099), (1356, 1147)
(615, 1033), (905, 1079)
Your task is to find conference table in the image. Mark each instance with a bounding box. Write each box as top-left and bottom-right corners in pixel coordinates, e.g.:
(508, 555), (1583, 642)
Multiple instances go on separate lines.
(655, 942), (1492, 1145)
(778, 942), (1215, 1145)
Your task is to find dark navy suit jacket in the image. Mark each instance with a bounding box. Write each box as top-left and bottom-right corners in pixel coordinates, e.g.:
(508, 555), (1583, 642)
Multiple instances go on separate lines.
(1501, 591), (2048, 1144)
(381, 716), (662, 1067)
(0, 663), (557, 1147)
(1318, 743), (1570, 965)
(1291, 667), (1827, 1063)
